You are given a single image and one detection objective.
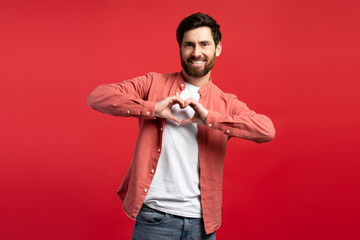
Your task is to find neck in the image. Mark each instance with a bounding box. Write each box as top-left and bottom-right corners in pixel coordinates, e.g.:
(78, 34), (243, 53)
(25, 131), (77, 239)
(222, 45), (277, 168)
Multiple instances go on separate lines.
(182, 70), (211, 87)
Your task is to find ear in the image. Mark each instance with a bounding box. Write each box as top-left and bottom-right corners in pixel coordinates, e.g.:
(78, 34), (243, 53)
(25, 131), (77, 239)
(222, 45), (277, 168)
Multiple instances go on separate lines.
(215, 41), (222, 57)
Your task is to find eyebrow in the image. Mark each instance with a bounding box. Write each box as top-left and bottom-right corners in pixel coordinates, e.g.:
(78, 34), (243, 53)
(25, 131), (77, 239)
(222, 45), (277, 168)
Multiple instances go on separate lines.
(183, 40), (212, 45)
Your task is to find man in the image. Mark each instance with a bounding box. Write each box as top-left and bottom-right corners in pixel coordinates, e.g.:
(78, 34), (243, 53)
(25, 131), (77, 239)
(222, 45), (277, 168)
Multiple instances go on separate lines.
(88, 12), (275, 240)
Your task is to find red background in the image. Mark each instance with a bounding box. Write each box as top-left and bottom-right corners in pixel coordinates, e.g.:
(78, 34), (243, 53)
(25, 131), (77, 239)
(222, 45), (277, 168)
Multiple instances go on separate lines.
(1, 0), (359, 239)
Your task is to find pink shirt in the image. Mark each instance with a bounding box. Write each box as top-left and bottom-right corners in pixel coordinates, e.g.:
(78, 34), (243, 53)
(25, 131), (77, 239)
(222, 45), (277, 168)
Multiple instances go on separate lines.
(87, 72), (275, 234)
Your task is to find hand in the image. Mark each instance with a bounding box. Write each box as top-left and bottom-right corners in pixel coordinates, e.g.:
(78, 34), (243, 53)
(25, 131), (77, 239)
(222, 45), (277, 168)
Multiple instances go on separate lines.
(181, 98), (208, 125)
(155, 95), (185, 124)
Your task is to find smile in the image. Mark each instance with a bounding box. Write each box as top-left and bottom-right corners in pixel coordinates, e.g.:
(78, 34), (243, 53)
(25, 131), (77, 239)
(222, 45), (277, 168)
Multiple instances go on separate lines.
(189, 60), (206, 66)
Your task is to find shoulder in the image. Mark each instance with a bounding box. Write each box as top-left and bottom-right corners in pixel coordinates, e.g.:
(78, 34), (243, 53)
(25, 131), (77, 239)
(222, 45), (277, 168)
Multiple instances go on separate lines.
(144, 72), (181, 88)
(146, 71), (180, 81)
(209, 82), (239, 101)
(208, 82), (248, 114)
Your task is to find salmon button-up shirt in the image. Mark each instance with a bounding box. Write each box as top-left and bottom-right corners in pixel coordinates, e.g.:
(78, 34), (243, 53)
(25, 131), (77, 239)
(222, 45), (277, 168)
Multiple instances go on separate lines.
(87, 71), (275, 234)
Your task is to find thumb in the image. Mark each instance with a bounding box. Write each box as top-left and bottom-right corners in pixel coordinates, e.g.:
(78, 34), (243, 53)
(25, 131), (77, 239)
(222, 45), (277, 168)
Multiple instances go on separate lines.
(168, 114), (181, 124)
(181, 117), (202, 125)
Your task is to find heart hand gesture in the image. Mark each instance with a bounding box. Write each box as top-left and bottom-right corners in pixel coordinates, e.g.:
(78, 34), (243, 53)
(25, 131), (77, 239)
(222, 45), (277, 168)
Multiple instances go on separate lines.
(154, 95), (185, 124)
(181, 97), (208, 125)
(155, 95), (208, 125)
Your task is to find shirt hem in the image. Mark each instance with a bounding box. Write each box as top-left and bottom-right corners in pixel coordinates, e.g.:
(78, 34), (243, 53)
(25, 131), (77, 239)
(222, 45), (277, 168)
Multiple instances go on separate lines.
(144, 203), (203, 219)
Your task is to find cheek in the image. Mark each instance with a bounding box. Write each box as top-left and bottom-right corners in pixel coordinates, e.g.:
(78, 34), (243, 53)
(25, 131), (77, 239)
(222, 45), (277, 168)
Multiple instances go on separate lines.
(181, 51), (191, 59)
(204, 50), (215, 58)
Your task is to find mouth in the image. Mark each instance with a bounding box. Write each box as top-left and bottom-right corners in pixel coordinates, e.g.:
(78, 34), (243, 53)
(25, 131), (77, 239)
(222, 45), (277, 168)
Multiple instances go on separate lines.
(188, 60), (206, 67)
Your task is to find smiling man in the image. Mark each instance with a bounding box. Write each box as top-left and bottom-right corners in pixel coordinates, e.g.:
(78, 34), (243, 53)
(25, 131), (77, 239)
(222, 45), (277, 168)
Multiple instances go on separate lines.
(88, 12), (275, 240)
(180, 26), (221, 82)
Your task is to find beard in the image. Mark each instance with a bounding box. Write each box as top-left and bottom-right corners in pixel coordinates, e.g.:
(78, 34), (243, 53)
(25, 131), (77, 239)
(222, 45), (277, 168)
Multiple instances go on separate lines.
(181, 52), (216, 78)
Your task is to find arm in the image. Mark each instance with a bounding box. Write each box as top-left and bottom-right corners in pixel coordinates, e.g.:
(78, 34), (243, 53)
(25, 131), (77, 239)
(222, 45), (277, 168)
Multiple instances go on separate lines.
(205, 96), (275, 143)
(87, 73), (186, 123)
(87, 73), (157, 118)
(181, 96), (275, 143)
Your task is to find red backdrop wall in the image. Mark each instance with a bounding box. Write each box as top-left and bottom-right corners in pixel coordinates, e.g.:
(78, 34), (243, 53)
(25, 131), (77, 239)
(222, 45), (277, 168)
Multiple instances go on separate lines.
(1, 0), (359, 239)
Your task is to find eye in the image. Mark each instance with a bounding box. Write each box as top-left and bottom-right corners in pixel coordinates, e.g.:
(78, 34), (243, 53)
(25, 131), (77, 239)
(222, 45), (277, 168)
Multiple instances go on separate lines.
(200, 42), (211, 47)
(184, 42), (193, 47)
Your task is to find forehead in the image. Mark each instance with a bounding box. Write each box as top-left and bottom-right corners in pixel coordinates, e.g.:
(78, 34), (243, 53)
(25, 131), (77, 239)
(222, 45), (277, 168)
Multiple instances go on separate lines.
(182, 26), (214, 43)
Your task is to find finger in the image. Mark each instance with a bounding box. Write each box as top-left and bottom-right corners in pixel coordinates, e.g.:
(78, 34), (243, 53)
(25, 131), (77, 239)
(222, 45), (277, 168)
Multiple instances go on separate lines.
(182, 97), (196, 108)
(184, 97), (196, 104)
(167, 114), (181, 124)
(185, 100), (206, 116)
(176, 95), (185, 107)
(170, 95), (185, 107)
(181, 118), (194, 124)
(181, 117), (202, 125)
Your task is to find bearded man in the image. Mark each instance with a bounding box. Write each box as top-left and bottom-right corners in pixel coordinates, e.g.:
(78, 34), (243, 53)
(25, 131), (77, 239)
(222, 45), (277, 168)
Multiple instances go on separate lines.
(88, 12), (275, 240)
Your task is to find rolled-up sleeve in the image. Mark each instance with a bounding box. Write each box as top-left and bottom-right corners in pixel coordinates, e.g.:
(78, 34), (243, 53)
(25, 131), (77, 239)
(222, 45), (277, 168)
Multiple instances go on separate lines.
(87, 73), (157, 119)
(205, 96), (275, 143)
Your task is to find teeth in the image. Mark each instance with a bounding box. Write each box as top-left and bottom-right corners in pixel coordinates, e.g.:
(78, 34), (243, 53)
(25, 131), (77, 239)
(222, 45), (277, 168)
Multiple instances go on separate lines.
(191, 61), (204, 64)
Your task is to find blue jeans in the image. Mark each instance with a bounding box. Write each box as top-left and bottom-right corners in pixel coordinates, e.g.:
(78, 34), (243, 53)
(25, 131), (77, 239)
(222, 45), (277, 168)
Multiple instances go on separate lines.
(131, 204), (216, 240)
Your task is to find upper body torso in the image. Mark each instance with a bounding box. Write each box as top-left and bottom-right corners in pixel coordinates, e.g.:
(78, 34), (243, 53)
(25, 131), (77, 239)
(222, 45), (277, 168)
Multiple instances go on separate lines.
(87, 71), (275, 234)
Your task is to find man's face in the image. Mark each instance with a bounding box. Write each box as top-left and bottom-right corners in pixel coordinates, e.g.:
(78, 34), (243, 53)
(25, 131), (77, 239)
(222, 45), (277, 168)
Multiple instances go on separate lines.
(180, 27), (222, 78)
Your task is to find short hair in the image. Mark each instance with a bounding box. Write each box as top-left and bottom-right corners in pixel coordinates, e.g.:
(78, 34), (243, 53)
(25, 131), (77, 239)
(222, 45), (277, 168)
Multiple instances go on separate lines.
(176, 12), (222, 47)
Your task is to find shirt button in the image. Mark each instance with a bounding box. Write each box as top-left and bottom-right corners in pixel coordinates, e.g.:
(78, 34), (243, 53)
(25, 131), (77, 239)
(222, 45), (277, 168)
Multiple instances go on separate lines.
(158, 148), (161, 152)
(127, 110), (130, 113)
(160, 128), (163, 131)
(176, 92), (179, 95)
(146, 111), (150, 115)
(181, 84), (184, 88)
(144, 188), (148, 193)
(209, 123), (212, 127)
(226, 130), (230, 133)
(151, 169), (155, 173)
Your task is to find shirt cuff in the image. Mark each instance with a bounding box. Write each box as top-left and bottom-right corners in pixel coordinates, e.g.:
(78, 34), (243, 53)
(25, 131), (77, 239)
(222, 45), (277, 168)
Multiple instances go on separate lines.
(141, 101), (157, 119)
(205, 110), (221, 129)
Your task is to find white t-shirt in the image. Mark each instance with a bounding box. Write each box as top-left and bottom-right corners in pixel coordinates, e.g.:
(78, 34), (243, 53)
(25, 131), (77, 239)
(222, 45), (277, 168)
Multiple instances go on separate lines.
(144, 81), (202, 218)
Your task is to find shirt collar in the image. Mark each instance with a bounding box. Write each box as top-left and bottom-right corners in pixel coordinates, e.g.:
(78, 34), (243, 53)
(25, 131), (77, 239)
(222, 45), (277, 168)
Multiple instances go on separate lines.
(176, 71), (213, 96)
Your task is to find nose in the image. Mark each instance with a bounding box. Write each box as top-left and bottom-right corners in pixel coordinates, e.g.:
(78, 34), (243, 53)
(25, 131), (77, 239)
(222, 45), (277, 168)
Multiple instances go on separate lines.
(192, 45), (201, 58)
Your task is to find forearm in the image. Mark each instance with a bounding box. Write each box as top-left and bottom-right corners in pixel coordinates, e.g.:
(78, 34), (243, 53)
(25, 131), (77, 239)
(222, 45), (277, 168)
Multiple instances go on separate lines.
(205, 109), (275, 143)
(87, 84), (157, 119)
